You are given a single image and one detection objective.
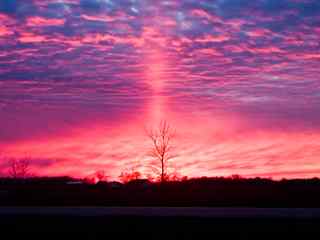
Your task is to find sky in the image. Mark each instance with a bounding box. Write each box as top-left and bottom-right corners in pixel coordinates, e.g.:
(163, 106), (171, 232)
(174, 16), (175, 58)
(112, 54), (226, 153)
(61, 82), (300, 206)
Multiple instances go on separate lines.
(0, 0), (320, 180)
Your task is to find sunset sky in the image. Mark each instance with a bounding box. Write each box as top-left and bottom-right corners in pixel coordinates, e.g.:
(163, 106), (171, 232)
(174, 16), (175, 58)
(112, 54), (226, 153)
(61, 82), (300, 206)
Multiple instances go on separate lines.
(0, 0), (320, 180)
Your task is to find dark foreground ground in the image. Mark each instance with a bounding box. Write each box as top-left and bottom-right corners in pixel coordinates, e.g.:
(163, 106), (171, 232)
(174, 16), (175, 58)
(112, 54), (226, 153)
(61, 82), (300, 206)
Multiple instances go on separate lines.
(2, 177), (320, 207)
(2, 178), (320, 239)
(2, 208), (320, 240)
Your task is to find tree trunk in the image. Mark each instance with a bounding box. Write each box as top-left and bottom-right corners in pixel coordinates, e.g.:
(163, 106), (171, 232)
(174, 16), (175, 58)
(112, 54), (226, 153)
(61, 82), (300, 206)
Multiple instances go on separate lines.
(161, 158), (164, 183)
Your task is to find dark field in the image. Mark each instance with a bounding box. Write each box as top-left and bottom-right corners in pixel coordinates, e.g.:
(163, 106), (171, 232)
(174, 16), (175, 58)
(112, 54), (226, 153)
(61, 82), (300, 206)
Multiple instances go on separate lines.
(2, 177), (320, 207)
(2, 177), (320, 239)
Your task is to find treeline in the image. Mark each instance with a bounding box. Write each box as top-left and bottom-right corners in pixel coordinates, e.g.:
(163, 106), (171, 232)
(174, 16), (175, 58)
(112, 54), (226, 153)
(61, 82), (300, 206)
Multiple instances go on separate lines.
(1, 176), (320, 207)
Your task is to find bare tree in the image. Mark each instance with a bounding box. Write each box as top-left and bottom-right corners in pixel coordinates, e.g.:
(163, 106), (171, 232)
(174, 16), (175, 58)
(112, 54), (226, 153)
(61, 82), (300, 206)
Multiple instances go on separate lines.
(9, 158), (31, 179)
(95, 170), (107, 182)
(146, 121), (176, 183)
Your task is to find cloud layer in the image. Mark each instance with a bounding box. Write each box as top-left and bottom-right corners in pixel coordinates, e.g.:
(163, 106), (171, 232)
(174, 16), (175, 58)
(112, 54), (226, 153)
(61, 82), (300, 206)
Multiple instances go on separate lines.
(0, 0), (319, 179)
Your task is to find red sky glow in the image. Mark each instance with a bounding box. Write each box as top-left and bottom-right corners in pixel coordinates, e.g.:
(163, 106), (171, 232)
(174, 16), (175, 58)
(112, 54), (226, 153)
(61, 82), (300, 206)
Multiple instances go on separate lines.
(0, 0), (320, 180)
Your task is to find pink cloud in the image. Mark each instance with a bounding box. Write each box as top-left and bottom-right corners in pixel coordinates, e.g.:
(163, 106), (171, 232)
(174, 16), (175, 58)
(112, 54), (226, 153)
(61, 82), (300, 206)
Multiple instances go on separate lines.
(26, 16), (65, 27)
(300, 53), (320, 60)
(224, 45), (245, 53)
(159, 18), (177, 27)
(191, 9), (222, 23)
(0, 26), (13, 37)
(141, 26), (168, 47)
(81, 14), (116, 22)
(226, 19), (248, 30)
(248, 46), (284, 54)
(81, 12), (134, 23)
(80, 33), (144, 47)
(18, 32), (47, 43)
(223, 44), (284, 54)
(195, 34), (230, 43)
(246, 28), (273, 38)
(283, 36), (305, 46)
(196, 48), (223, 56)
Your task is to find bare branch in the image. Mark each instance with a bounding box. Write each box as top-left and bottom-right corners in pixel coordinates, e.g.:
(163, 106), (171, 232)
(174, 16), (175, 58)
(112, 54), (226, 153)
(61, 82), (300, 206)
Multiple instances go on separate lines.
(146, 120), (177, 183)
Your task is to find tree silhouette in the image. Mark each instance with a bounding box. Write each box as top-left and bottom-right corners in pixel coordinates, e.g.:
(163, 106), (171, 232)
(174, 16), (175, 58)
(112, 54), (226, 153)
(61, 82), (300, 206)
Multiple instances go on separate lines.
(84, 170), (108, 184)
(8, 158), (31, 179)
(119, 170), (141, 183)
(95, 170), (107, 182)
(146, 121), (176, 183)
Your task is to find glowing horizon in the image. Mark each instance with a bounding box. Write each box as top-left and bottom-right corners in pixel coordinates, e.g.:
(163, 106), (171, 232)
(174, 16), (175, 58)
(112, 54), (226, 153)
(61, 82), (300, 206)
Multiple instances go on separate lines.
(0, 0), (320, 180)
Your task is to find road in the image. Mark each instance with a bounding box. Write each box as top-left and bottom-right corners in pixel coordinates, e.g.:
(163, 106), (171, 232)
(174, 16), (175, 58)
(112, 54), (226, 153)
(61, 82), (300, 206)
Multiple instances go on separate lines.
(1, 207), (320, 218)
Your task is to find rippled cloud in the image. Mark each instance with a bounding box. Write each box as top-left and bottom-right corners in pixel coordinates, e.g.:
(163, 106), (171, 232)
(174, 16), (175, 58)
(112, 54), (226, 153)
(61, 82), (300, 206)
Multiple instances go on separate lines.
(0, 0), (319, 179)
